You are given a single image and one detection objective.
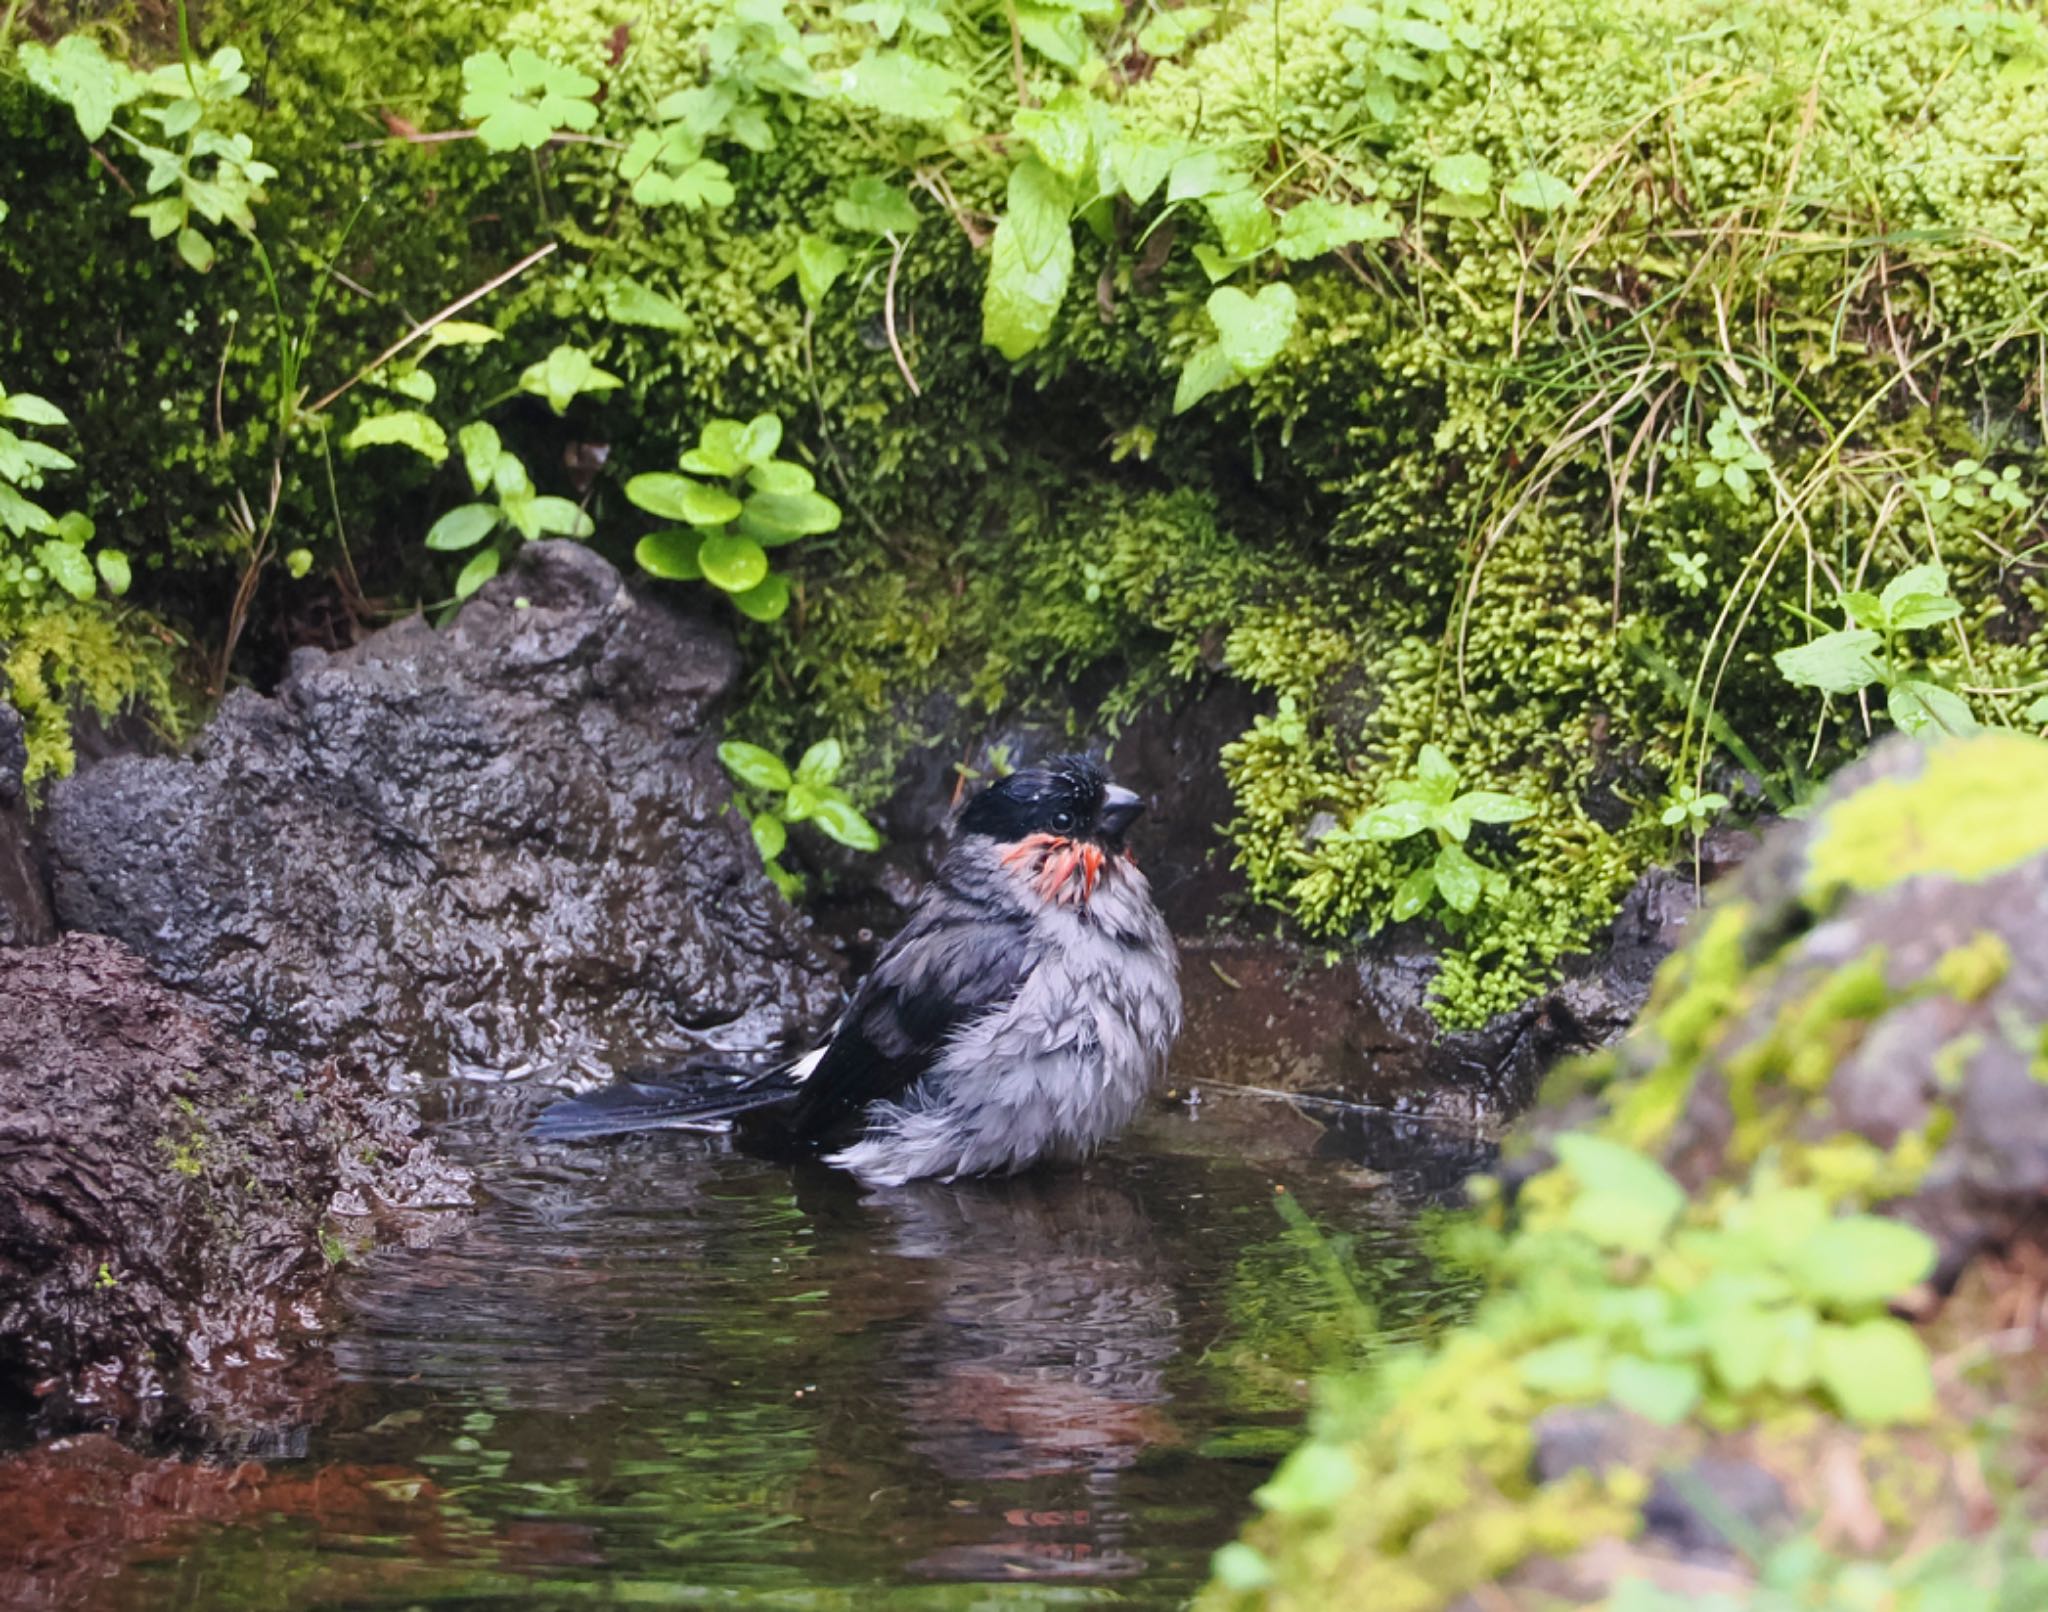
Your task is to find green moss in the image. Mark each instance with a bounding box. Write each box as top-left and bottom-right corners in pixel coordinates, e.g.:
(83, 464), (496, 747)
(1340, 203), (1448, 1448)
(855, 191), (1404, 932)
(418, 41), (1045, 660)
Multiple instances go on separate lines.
(1931, 932), (2012, 1005)
(1805, 737), (2048, 904)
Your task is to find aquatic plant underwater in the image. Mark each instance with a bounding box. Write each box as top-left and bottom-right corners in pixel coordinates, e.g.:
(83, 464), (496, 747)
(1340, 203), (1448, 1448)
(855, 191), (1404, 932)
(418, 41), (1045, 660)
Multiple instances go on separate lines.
(6, 0), (2048, 1603)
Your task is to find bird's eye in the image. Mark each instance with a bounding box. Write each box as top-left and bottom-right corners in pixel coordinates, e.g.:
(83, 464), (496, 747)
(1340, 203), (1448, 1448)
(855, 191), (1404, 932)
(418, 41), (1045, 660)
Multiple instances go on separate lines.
(1051, 810), (1075, 832)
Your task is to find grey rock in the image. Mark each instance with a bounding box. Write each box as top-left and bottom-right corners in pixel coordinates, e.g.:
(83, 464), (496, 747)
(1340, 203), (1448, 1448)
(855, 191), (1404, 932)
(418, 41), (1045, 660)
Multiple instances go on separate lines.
(45, 543), (841, 1083)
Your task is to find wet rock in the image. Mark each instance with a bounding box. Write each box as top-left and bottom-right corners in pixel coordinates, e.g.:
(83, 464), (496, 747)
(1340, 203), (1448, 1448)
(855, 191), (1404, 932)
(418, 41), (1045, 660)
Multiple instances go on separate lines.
(43, 543), (841, 1083)
(0, 699), (54, 947)
(0, 935), (471, 1438)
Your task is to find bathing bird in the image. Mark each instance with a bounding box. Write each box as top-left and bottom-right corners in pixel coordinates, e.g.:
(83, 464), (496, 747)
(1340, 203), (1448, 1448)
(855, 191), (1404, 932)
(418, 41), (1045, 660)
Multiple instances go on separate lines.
(532, 755), (1182, 1187)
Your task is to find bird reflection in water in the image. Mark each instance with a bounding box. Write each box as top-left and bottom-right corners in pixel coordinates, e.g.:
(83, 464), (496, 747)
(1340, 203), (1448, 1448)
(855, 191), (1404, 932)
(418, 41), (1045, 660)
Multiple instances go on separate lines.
(823, 1167), (1183, 1582)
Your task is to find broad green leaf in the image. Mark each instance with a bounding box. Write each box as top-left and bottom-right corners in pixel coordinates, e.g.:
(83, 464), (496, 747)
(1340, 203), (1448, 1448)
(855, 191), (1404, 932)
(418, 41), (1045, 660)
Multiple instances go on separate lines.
(35, 539), (96, 601)
(1173, 342), (1236, 415)
(2025, 694), (2048, 724)
(1013, 2), (1093, 70)
(603, 278), (691, 330)
(1357, 799), (1433, 841)
(625, 473), (743, 526)
(635, 530), (703, 580)
(1275, 199), (1398, 259)
(1518, 1335), (1608, 1398)
(1704, 1306), (1779, 1394)
(791, 233), (851, 310)
(458, 422), (503, 494)
(381, 366), (436, 403)
(1207, 283), (1298, 374)
(698, 532), (769, 593)
(1137, 4), (1216, 55)
(983, 164), (1076, 361)
(810, 793), (882, 851)
(1388, 863), (1438, 921)
(1879, 563), (1951, 622)
(421, 320), (502, 353)
(95, 550), (132, 596)
(783, 781), (825, 822)
(1607, 1356), (1702, 1425)
(684, 420), (749, 479)
(1814, 1319), (1935, 1425)
(1786, 1216), (1936, 1310)
(1430, 151), (1494, 197)
(1415, 743), (1460, 796)
(1204, 188), (1278, 260)
(0, 484), (54, 538)
(1887, 680), (1978, 737)
(751, 812), (788, 861)
(833, 176), (921, 235)
(1108, 130), (1179, 205)
(795, 738), (844, 788)
(748, 461), (816, 496)
(344, 410), (449, 465)
(835, 50), (964, 123)
(176, 228), (216, 273)
(453, 546), (501, 600)
(0, 393), (69, 428)
(1773, 628), (1883, 695)
(19, 35), (143, 141)
(737, 415), (783, 466)
(1167, 150), (1245, 203)
(1502, 168), (1574, 211)
(1555, 1133), (1686, 1255)
(1838, 588), (1885, 628)
(424, 502), (500, 551)
(1433, 842), (1484, 913)
(731, 571), (792, 622)
(742, 488), (841, 542)
(519, 346), (623, 415)
(1456, 790), (1537, 825)
(720, 742), (793, 793)
(1885, 593), (1963, 633)
(525, 495), (592, 538)
(1253, 1442), (1361, 1517)
(1013, 91), (1096, 184)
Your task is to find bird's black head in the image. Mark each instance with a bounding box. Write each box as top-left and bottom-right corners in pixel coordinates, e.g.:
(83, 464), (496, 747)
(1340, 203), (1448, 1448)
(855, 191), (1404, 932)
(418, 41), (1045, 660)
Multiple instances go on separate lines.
(957, 754), (1146, 849)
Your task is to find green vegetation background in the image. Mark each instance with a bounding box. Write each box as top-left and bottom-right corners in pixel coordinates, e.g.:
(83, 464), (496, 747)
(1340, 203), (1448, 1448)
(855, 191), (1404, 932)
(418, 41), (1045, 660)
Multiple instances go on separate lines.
(4, 0), (2047, 1030)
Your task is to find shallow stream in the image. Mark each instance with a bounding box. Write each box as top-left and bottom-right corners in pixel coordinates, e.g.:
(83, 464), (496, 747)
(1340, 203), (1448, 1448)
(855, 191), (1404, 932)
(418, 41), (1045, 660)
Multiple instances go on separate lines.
(8, 1084), (1487, 1611)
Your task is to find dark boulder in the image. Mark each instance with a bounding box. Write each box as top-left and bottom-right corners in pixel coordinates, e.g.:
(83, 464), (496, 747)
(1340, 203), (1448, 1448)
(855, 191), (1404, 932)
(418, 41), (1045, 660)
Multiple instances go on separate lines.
(43, 543), (841, 1083)
(0, 699), (54, 947)
(0, 935), (471, 1439)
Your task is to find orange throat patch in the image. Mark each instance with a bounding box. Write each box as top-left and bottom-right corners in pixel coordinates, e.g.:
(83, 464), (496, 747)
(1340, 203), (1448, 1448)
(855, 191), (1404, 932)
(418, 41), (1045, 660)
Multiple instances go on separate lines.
(999, 834), (1125, 906)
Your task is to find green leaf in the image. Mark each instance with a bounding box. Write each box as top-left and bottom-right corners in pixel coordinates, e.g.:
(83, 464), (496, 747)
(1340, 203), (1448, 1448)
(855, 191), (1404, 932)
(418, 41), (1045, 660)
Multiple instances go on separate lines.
(1172, 342), (1237, 415)
(94, 549), (132, 596)
(730, 571), (792, 622)
(625, 473), (743, 526)
(459, 48), (600, 152)
(1389, 863), (1438, 921)
(1838, 588), (1885, 628)
(1358, 799), (1433, 841)
(1456, 790), (1537, 825)
(635, 530), (703, 581)
(719, 742), (793, 793)
(603, 277), (692, 330)
(1879, 563), (1951, 622)
(683, 420), (749, 479)
(1207, 283), (1299, 375)
(1253, 1442), (1361, 1518)
(736, 415), (783, 466)
(982, 161), (1076, 361)
(1108, 130), (1179, 205)
(1556, 1133), (1686, 1255)
(794, 738), (844, 789)
(751, 812), (788, 862)
(453, 546), (501, 600)
(1204, 188), (1279, 261)
(457, 422), (503, 494)
(1430, 151), (1494, 198)
(1167, 150), (1245, 203)
(1815, 1319), (1935, 1425)
(748, 461), (815, 496)
(1607, 1356), (1702, 1426)
(699, 532), (769, 593)
(1433, 842), (1484, 913)
(519, 346), (623, 415)
(19, 35), (143, 141)
(421, 320), (502, 354)
(1013, 2), (1093, 70)
(1704, 1306), (1779, 1395)
(1519, 1335), (1608, 1398)
(0, 393), (69, 428)
(525, 495), (593, 539)
(1502, 168), (1574, 211)
(1013, 91), (1096, 184)
(1786, 1216), (1937, 1309)
(35, 539), (96, 601)
(810, 793), (882, 851)
(1415, 743), (1460, 797)
(1275, 199), (1399, 260)
(833, 175), (922, 235)
(835, 50), (964, 123)
(1888, 680), (1978, 737)
(424, 503), (500, 551)
(285, 548), (314, 580)
(1773, 628), (1884, 695)
(344, 410), (449, 465)
(791, 233), (852, 310)
(742, 488), (842, 542)
(1137, 4), (1216, 56)
(176, 227), (216, 273)
(2025, 694), (2048, 725)
(783, 781), (825, 822)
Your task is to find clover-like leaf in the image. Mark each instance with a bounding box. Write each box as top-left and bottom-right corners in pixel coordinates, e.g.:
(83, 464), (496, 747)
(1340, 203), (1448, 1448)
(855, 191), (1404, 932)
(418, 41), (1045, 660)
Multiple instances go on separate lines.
(1207, 283), (1299, 375)
(833, 175), (922, 235)
(19, 35), (143, 141)
(835, 50), (964, 124)
(459, 48), (600, 152)
(1275, 199), (1399, 260)
(519, 346), (623, 415)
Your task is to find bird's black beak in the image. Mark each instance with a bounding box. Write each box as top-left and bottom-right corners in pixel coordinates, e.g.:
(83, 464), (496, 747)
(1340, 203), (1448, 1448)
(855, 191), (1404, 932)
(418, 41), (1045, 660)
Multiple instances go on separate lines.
(1095, 784), (1145, 843)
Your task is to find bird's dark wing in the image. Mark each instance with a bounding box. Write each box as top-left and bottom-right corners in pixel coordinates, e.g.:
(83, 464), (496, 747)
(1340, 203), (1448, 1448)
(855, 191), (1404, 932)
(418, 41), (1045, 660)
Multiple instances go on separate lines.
(781, 896), (1035, 1142)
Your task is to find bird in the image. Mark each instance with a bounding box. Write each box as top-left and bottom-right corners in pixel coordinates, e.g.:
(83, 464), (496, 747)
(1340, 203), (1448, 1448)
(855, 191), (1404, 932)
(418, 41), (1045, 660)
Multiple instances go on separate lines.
(532, 754), (1183, 1187)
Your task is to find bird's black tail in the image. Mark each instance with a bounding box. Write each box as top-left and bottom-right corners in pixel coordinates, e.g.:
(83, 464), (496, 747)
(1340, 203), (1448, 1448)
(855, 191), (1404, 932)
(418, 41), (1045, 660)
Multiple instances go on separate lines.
(530, 1065), (799, 1143)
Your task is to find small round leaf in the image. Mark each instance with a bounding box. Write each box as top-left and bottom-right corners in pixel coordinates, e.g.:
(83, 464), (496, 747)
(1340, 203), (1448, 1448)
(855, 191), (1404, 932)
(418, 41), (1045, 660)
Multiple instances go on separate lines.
(698, 532), (769, 593)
